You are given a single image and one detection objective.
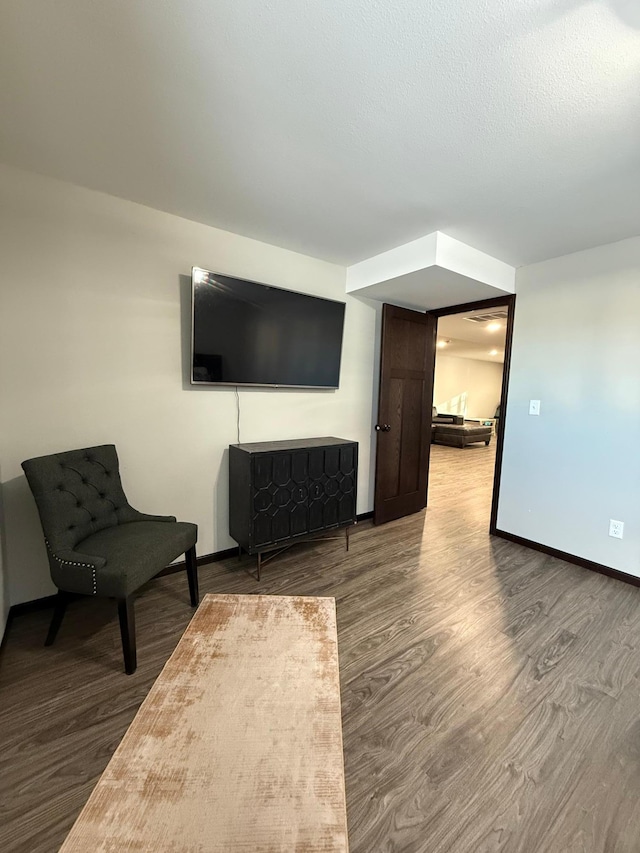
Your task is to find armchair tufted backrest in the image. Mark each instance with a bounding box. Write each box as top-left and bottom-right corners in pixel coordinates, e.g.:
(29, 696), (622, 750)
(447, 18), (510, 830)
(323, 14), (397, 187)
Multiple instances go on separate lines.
(22, 445), (139, 555)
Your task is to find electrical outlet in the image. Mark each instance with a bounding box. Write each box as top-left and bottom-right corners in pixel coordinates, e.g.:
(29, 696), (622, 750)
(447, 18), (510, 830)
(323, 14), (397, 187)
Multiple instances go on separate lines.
(529, 400), (541, 416)
(609, 519), (624, 539)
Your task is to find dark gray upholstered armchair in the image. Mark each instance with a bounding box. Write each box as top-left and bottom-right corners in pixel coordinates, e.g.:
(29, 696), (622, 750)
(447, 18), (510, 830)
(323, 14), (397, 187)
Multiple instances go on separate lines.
(22, 444), (198, 674)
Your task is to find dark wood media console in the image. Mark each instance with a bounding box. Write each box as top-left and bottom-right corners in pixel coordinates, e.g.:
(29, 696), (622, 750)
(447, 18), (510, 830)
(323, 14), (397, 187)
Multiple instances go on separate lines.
(229, 437), (358, 578)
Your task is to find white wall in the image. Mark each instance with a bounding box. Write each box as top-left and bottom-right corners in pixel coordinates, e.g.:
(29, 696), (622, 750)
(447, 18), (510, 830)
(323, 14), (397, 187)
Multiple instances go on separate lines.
(0, 164), (378, 606)
(433, 354), (503, 419)
(498, 237), (640, 576)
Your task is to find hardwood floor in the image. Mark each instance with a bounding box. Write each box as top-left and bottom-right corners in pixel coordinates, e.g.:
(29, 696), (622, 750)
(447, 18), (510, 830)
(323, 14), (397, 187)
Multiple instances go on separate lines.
(3, 441), (640, 851)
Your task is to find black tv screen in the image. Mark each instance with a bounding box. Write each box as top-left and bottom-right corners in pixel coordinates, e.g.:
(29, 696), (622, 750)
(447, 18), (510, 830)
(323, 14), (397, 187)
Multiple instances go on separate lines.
(191, 268), (346, 388)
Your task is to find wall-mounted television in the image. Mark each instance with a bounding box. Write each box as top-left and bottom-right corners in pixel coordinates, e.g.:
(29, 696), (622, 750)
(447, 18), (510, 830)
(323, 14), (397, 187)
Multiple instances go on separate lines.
(191, 268), (346, 389)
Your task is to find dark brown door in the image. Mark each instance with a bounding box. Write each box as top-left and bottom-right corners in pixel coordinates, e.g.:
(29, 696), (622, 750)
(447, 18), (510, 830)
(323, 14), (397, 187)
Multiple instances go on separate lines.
(373, 304), (437, 525)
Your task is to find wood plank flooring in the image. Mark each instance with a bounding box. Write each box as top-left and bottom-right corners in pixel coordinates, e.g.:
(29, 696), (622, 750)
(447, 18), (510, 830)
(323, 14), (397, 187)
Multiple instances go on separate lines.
(3, 442), (640, 852)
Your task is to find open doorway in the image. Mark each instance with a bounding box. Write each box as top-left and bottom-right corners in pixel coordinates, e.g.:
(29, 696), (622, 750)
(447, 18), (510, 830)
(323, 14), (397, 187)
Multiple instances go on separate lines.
(429, 304), (508, 525)
(373, 295), (514, 531)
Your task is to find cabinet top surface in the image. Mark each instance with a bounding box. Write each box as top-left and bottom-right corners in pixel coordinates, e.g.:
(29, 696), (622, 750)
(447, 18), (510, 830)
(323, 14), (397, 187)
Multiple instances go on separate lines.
(231, 437), (357, 453)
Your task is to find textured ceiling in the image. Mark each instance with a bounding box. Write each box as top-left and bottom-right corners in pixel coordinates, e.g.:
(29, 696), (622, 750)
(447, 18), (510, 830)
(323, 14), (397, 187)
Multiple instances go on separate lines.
(1, 0), (639, 266)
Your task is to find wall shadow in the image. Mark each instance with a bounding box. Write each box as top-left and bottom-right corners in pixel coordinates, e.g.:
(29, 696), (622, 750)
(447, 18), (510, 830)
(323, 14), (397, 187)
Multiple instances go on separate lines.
(1, 475), (55, 607)
(0, 478), (8, 625)
(213, 447), (231, 554)
(348, 293), (382, 511)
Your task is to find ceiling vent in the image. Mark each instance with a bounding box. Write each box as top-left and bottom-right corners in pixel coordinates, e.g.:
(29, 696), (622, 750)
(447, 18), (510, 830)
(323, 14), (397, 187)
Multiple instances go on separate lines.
(464, 310), (509, 324)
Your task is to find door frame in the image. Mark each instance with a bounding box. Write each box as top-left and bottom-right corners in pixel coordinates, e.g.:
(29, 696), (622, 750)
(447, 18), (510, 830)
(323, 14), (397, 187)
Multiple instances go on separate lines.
(429, 293), (516, 534)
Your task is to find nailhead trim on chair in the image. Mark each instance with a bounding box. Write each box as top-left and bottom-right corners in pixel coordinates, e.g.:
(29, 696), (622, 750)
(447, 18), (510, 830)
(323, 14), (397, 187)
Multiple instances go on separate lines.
(45, 539), (98, 594)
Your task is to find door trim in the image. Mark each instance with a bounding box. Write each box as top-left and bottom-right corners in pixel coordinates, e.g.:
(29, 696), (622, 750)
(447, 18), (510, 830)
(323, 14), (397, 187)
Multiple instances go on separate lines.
(430, 293), (516, 534)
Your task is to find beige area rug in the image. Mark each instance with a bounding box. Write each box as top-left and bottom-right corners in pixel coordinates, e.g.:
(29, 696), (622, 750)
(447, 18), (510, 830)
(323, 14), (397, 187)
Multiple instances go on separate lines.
(60, 594), (348, 852)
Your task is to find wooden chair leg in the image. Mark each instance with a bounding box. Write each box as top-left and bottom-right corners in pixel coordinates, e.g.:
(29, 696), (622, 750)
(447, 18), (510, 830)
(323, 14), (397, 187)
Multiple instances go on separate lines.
(45, 590), (69, 646)
(117, 596), (137, 675)
(185, 546), (199, 607)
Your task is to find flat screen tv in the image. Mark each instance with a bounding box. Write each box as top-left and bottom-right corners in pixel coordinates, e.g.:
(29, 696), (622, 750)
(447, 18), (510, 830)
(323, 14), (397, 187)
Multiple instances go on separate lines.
(191, 268), (346, 388)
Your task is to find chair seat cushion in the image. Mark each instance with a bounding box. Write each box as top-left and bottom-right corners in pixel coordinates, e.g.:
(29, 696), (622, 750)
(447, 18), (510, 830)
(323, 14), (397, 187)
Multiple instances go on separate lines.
(79, 521), (197, 598)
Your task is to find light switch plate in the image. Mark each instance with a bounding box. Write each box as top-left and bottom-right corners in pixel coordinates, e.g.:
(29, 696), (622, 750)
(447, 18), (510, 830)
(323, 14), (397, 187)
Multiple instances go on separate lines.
(529, 400), (541, 416)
